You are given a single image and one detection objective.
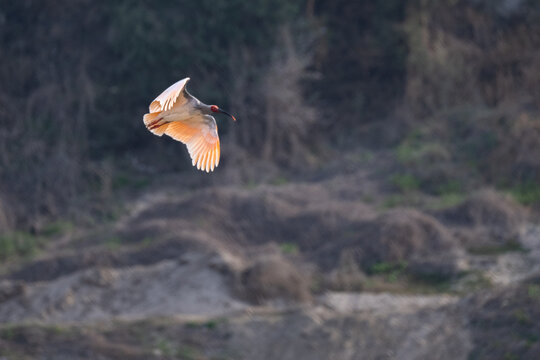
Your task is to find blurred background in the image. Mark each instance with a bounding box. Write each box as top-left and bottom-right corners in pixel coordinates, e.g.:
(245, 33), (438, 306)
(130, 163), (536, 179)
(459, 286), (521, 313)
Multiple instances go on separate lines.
(1, 0), (540, 359)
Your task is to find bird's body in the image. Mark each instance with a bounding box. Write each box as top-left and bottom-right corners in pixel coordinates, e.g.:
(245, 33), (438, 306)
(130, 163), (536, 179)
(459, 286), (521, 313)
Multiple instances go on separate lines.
(143, 77), (235, 172)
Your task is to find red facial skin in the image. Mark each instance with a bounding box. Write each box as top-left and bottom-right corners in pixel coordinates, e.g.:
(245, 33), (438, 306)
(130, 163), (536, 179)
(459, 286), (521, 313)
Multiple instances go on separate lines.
(210, 105), (236, 121)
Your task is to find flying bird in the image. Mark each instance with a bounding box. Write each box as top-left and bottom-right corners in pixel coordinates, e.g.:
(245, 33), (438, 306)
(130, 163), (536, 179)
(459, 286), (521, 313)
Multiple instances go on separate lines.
(143, 77), (236, 172)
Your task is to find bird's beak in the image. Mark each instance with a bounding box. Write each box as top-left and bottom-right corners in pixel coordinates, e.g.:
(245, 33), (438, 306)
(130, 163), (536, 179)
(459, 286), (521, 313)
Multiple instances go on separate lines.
(218, 109), (236, 122)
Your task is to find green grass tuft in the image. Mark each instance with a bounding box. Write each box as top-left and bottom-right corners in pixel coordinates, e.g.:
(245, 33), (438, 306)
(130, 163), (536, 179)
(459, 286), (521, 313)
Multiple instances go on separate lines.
(0, 326), (16, 340)
(435, 179), (463, 195)
(0, 231), (41, 261)
(510, 182), (540, 205)
(528, 284), (540, 300)
(395, 136), (449, 165)
(467, 240), (527, 255)
(41, 220), (73, 237)
(427, 193), (466, 210)
(279, 242), (299, 255)
(391, 174), (420, 193)
(104, 236), (123, 250)
(155, 339), (174, 356)
(177, 345), (202, 360)
(112, 173), (150, 190)
(382, 195), (407, 209)
(370, 261), (408, 282)
(271, 176), (289, 186)
(513, 308), (531, 325)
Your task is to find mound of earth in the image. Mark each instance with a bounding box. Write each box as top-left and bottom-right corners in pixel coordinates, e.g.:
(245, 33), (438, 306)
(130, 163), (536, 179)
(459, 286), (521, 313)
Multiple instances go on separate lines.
(115, 184), (465, 280)
(6, 236), (213, 283)
(313, 208), (466, 279)
(0, 178), (471, 324)
(0, 249), (248, 324)
(436, 189), (526, 252)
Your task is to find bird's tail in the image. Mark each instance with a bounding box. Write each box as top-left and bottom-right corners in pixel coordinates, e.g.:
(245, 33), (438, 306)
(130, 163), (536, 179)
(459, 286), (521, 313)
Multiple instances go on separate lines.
(143, 112), (169, 136)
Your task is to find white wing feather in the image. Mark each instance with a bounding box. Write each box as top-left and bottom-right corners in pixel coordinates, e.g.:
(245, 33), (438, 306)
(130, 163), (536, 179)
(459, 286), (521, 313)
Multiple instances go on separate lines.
(149, 77), (190, 113)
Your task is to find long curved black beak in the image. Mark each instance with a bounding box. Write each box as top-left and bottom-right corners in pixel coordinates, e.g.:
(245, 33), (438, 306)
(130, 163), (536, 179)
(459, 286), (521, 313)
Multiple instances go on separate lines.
(218, 109), (236, 121)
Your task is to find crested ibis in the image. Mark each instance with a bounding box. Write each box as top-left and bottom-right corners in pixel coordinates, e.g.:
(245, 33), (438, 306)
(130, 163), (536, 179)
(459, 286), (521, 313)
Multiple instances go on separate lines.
(143, 77), (236, 172)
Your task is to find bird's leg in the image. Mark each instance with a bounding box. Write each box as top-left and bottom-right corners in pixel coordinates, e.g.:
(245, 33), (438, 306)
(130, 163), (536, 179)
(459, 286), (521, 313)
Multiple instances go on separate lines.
(148, 122), (162, 130)
(148, 119), (171, 131)
(147, 117), (162, 128)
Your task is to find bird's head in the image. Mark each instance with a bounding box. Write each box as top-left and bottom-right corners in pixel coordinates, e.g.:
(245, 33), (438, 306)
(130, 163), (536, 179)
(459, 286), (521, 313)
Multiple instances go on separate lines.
(210, 105), (236, 121)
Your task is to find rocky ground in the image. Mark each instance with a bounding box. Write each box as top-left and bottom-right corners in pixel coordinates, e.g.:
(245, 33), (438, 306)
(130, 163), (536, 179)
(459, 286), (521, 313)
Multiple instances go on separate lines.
(0, 150), (539, 360)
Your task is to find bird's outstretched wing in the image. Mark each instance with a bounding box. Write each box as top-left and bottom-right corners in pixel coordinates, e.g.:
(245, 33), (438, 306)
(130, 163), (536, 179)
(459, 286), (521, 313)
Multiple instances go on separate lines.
(164, 115), (220, 172)
(149, 77), (190, 113)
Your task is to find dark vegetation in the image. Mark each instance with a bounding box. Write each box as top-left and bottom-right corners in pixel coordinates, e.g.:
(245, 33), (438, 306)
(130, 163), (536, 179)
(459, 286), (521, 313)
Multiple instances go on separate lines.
(1, 0), (540, 230)
(1, 1), (540, 359)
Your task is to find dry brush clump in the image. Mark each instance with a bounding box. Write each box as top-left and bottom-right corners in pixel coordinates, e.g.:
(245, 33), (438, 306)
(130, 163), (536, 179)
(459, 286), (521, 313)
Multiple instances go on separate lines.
(436, 189), (527, 252)
(236, 250), (312, 305)
(227, 25), (319, 174)
(356, 209), (465, 276)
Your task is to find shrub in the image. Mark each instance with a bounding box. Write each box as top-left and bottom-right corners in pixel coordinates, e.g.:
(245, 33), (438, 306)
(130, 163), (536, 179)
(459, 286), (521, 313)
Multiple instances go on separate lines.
(0, 231), (40, 260)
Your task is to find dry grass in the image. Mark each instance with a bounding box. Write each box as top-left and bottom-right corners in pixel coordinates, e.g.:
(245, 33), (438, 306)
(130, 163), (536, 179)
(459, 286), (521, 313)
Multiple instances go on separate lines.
(437, 189), (527, 252)
(405, 0), (540, 116)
